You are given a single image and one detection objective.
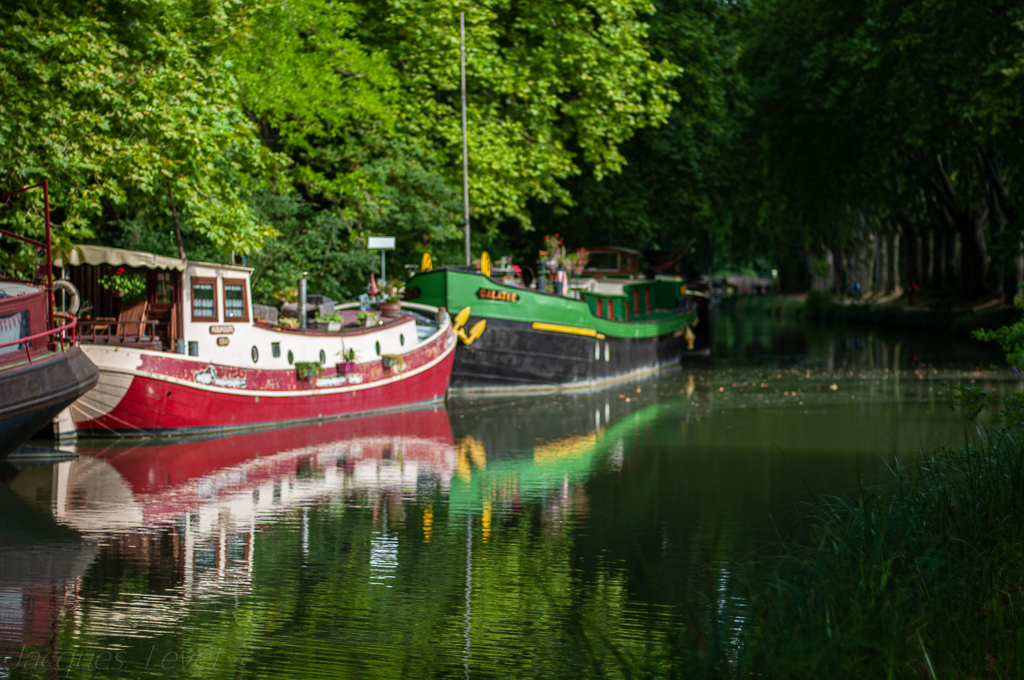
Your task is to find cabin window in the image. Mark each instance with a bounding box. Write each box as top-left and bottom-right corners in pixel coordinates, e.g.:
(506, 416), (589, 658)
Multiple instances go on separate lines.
(191, 278), (218, 321)
(596, 299), (604, 317)
(0, 310), (29, 357)
(633, 289), (640, 316)
(589, 252), (619, 271)
(607, 302), (615, 321)
(223, 279), (249, 321)
(154, 272), (174, 303)
(645, 288), (652, 313)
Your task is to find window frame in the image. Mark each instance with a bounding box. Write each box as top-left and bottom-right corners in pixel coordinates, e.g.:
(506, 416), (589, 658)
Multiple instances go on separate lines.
(222, 278), (250, 322)
(190, 277), (219, 322)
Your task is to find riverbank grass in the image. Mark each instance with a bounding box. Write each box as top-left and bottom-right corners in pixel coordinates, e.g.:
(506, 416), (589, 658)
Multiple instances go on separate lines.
(739, 423), (1024, 677)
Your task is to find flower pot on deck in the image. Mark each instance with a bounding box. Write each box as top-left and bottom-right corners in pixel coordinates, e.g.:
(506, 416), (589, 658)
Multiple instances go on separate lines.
(380, 302), (402, 318)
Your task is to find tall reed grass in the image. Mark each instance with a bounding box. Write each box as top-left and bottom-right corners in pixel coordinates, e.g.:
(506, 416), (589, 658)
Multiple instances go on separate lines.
(612, 424), (1024, 678)
(737, 425), (1024, 678)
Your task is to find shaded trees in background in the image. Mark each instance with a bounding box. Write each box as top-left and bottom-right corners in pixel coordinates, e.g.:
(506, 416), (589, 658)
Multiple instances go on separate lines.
(740, 0), (1024, 300)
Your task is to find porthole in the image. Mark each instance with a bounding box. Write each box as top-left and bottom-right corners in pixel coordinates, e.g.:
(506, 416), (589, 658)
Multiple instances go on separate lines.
(594, 342), (600, 360)
(375, 341), (381, 356)
(319, 349), (326, 364)
(287, 350), (294, 365)
(399, 334), (405, 346)
(251, 346), (259, 363)
(604, 343), (610, 362)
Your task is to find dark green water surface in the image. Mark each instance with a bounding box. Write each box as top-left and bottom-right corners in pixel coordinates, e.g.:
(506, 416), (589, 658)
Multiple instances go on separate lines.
(0, 312), (1016, 678)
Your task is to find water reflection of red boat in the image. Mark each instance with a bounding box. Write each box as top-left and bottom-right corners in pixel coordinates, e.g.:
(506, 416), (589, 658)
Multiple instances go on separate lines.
(65, 406), (456, 531)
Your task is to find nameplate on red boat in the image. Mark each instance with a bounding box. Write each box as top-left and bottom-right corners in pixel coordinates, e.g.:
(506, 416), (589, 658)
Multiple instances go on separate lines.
(216, 337), (230, 346)
(209, 325), (235, 335)
(477, 288), (519, 303)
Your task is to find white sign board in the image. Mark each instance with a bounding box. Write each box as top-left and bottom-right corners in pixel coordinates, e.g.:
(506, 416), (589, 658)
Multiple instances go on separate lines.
(367, 236), (396, 250)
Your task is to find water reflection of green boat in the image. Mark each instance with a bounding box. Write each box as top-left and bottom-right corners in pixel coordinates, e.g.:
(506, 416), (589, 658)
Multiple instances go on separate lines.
(447, 385), (687, 515)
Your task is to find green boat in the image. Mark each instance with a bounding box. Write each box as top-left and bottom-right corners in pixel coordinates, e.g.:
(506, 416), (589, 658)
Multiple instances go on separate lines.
(404, 249), (706, 393)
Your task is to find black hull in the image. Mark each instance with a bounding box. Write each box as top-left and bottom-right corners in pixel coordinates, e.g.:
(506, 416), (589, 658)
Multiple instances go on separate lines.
(451, 317), (688, 392)
(0, 347), (99, 459)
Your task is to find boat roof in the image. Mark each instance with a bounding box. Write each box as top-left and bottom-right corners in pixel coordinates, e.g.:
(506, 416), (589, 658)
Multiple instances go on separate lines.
(0, 281), (39, 299)
(54, 244), (252, 274)
(587, 246), (641, 255)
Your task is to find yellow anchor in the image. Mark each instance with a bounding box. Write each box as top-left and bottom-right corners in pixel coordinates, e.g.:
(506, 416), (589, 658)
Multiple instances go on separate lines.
(452, 306), (486, 346)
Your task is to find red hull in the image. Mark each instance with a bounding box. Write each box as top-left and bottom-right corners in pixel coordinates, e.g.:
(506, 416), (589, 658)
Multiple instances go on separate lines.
(75, 330), (455, 436)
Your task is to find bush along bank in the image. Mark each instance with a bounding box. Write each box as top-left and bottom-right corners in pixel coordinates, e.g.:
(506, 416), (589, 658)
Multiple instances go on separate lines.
(802, 289), (1019, 338)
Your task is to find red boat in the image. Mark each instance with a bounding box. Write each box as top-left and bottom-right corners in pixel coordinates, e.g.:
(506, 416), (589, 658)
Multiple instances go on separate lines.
(55, 245), (455, 437)
(0, 182), (98, 458)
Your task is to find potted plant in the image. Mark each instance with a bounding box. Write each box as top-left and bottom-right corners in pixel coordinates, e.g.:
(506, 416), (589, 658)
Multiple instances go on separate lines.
(337, 347), (358, 374)
(99, 267), (146, 300)
(313, 311), (345, 331)
(356, 310), (380, 327)
(294, 361), (323, 381)
(380, 284), (403, 318)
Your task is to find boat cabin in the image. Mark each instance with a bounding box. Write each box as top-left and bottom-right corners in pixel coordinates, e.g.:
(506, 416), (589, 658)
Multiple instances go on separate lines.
(578, 278), (691, 323)
(56, 245), (430, 373)
(56, 245), (239, 354)
(580, 247), (642, 279)
(0, 281), (50, 365)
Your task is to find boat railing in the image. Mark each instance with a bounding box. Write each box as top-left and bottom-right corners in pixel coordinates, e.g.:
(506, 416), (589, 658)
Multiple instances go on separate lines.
(0, 313), (78, 365)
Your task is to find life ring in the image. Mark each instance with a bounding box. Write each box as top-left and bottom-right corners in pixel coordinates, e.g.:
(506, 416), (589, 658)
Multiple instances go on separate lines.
(53, 279), (81, 316)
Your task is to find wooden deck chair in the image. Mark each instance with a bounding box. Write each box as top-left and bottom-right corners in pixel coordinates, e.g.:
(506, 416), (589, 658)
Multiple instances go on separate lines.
(116, 299), (149, 339)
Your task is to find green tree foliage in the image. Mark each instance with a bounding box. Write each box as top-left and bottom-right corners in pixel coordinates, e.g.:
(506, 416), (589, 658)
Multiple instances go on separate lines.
(528, 0), (750, 274)
(0, 0), (281, 264)
(236, 0), (681, 284)
(353, 0), (679, 234)
(246, 190), (377, 305)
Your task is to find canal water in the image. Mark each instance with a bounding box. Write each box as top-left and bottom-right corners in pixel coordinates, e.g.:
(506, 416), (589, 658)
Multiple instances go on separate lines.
(1, 310), (1017, 678)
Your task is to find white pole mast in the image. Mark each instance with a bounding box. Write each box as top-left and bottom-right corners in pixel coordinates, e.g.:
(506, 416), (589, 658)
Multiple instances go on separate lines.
(461, 12), (471, 266)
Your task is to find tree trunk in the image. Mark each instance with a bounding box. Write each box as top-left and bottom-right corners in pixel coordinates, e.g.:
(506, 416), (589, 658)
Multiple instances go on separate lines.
(901, 218), (920, 290)
(956, 213), (988, 300)
(829, 242), (846, 296)
(922, 228), (933, 287)
(886, 227), (900, 294)
(877, 229), (889, 295)
(1015, 245), (1024, 302)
